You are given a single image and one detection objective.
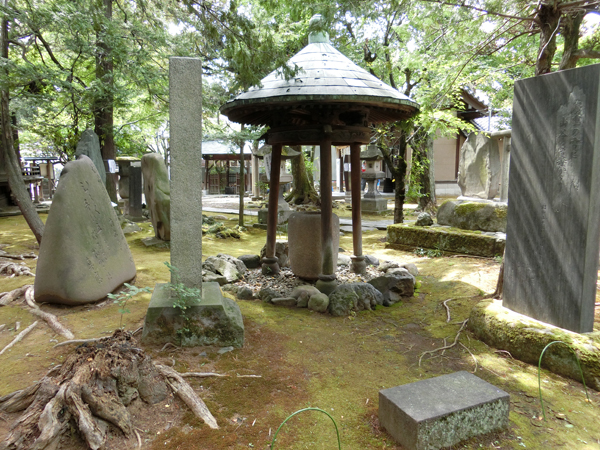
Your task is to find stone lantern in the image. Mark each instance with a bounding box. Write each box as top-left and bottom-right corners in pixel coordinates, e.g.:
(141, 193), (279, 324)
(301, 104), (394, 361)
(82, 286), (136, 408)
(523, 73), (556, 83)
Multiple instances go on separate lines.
(360, 144), (387, 213)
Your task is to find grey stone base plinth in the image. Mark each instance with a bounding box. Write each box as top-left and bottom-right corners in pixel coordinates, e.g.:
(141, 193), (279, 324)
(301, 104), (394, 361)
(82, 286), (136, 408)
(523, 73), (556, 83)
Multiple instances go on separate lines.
(141, 282), (244, 348)
(361, 197), (388, 213)
(379, 371), (509, 450)
(386, 224), (505, 258)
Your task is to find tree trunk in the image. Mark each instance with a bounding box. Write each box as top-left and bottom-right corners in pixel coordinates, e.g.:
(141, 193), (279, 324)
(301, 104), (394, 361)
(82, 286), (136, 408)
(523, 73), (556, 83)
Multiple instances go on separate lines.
(286, 146), (319, 205)
(535, 3), (561, 75)
(380, 129), (408, 224)
(559, 11), (586, 70)
(94, 0), (117, 202)
(411, 131), (437, 213)
(1, 5), (44, 244)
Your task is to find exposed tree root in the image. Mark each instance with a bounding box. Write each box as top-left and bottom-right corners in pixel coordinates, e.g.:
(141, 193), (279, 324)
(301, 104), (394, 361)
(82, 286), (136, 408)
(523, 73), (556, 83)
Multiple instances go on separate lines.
(0, 260), (34, 277)
(0, 331), (218, 450)
(0, 286), (31, 306)
(0, 322), (38, 356)
(418, 319), (469, 366)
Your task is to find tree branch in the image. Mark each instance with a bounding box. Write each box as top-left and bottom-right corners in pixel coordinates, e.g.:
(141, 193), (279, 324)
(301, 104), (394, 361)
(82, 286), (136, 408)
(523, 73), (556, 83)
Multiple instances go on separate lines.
(416, 0), (537, 22)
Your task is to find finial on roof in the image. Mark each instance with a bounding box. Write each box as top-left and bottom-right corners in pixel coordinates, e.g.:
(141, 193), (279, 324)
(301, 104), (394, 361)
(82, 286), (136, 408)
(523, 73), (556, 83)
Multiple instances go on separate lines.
(308, 14), (329, 44)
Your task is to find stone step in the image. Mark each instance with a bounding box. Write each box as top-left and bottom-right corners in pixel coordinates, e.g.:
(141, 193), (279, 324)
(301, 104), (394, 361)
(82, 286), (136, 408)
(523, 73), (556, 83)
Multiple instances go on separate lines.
(379, 371), (509, 450)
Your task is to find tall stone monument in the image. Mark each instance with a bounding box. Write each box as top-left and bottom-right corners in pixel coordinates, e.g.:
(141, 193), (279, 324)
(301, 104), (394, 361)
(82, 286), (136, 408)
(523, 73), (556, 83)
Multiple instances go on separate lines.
(142, 57), (244, 347)
(75, 129), (106, 185)
(458, 132), (500, 200)
(503, 64), (600, 333)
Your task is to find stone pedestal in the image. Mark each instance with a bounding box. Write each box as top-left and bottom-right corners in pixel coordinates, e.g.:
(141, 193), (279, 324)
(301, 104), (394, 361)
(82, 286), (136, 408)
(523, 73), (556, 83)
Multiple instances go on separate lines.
(141, 282), (244, 347)
(361, 171), (387, 213)
(379, 371), (509, 450)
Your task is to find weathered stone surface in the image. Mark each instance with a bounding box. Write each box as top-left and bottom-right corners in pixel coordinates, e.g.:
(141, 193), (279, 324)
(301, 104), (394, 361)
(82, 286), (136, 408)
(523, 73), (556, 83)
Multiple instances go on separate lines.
(364, 255), (379, 266)
(379, 261), (400, 272)
(503, 65), (600, 333)
(328, 283), (384, 317)
(337, 254), (352, 266)
(457, 132), (500, 199)
(141, 153), (171, 241)
(141, 282), (244, 348)
(202, 270), (227, 286)
(259, 287), (280, 303)
(203, 255), (245, 283)
(34, 156), (136, 305)
(437, 200), (507, 232)
(387, 224), (505, 258)
(127, 165), (144, 221)
(369, 271), (414, 306)
(290, 285), (321, 299)
(238, 254), (261, 269)
(308, 293), (329, 312)
(272, 297), (297, 307)
(415, 212), (433, 226)
(260, 241), (290, 268)
(296, 292), (309, 308)
(75, 129), (106, 185)
(237, 286), (254, 300)
(470, 299), (600, 391)
(288, 212), (340, 280)
(379, 371), (509, 450)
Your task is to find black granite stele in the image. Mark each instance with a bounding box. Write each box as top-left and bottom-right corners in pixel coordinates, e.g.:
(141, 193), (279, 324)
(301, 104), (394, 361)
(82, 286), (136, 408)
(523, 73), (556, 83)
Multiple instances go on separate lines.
(127, 165), (144, 221)
(503, 64), (600, 333)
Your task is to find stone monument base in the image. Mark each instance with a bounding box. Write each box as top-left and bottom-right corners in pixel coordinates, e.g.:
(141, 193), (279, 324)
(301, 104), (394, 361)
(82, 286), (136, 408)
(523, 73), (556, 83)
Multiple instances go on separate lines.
(361, 197), (387, 213)
(469, 299), (600, 391)
(386, 224), (505, 258)
(141, 282), (244, 348)
(379, 371), (509, 450)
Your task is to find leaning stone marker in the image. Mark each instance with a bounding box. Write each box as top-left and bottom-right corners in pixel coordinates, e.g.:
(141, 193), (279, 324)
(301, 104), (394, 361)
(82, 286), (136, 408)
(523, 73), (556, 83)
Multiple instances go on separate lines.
(379, 371), (509, 450)
(34, 156), (136, 305)
(75, 129), (106, 185)
(503, 64), (600, 333)
(142, 57), (244, 348)
(141, 153), (171, 241)
(458, 132), (500, 199)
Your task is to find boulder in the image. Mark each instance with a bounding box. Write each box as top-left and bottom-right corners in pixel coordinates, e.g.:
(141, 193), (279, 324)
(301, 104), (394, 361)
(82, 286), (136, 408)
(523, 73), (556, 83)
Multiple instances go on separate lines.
(386, 268), (416, 297)
(259, 288), (280, 303)
(379, 261), (400, 272)
(437, 200), (507, 233)
(141, 153), (171, 241)
(272, 297), (297, 307)
(296, 292), (310, 308)
(75, 129), (105, 185)
(34, 156), (136, 305)
(308, 293), (329, 313)
(260, 241), (290, 268)
(401, 263), (419, 277)
(202, 270), (227, 286)
(457, 132), (501, 199)
(237, 287), (254, 300)
(328, 283), (384, 317)
(337, 254), (352, 266)
(365, 255), (380, 267)
(290, 285), (321, 300)
(202, 255), (245, 283)
(238, 254), (261, 269)
(415, 212), (434, 226)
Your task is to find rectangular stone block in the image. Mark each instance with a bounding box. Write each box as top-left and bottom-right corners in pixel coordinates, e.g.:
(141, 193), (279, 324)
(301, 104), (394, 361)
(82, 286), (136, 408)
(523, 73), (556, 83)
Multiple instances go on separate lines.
(379, 371), (509, 450)
(169, 57), (203, 290)
(127, 165), (144, 221)
(503, 64), (600, 333)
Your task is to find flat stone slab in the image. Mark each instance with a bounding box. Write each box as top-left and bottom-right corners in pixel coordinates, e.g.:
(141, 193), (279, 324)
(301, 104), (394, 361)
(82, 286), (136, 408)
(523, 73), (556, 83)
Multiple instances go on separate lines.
(379, 371), (509, 450)
(387, 224), (505, 258)
(141, 282), (244, 348)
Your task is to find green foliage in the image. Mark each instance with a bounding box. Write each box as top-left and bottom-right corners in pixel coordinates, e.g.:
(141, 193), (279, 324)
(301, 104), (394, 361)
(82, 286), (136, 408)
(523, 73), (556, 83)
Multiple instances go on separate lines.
(107, 282), (152, 329)
(164, 262), (200, 343)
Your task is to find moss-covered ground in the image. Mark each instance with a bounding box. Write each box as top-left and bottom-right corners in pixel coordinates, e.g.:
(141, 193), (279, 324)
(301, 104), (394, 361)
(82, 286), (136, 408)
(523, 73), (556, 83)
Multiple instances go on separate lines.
(0, 210), (599, 449)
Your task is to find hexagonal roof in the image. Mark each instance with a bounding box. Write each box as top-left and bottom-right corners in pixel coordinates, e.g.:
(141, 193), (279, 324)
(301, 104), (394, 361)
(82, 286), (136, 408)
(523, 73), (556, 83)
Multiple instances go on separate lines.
(221, 33), (419, 127)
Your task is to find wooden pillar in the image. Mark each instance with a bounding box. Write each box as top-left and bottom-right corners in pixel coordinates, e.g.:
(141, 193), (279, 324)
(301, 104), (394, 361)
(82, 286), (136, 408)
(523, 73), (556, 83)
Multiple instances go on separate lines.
(338, 150), (344, 192)
(262, 142), (282, 274)
(316, 130), (336, 294)
(350, 142), (366, 274)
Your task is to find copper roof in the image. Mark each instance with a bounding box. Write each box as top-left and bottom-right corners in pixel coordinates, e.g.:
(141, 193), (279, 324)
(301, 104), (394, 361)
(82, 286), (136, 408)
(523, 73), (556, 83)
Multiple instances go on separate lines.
(221, 34), (419, 127)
